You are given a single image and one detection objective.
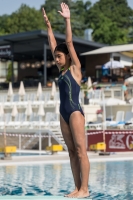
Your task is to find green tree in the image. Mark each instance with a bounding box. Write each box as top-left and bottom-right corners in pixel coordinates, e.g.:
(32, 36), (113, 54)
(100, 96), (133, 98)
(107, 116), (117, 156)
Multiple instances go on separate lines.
(6, 62), (13, 82)
(0, 15), (8, 35)
(42, 0), (91, 37)
(1, 0), (132, 44)
(91, 13), (128, 44)
(2, 4), (44, 34)
(86, 0), (133, 44)
(128, 16), (133, 42)
(0, 1), (91, 38)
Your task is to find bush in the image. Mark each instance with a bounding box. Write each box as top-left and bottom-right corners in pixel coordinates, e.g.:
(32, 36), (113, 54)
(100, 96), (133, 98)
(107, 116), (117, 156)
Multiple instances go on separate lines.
(6, 62), (12, 82)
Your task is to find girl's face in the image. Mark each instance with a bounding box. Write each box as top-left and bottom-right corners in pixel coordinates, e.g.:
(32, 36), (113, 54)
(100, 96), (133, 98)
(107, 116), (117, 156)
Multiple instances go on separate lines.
(54, 50), (70, 69)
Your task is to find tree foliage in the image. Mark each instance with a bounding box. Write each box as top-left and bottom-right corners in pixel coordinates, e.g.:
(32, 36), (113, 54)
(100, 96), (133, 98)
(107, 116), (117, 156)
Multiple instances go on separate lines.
(0, 0), (133, 44)
(42, 0), (91, 37)
(0, 15), (9, 35)
(86, 0), (133, 44)
(0, 4), (44, 34)
(6, 62), (13, 82)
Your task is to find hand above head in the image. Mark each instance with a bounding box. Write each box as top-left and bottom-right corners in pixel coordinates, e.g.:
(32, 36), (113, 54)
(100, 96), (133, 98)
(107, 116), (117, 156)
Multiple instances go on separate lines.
(58, 2), (70, 19)
(42, 8), (51, 28)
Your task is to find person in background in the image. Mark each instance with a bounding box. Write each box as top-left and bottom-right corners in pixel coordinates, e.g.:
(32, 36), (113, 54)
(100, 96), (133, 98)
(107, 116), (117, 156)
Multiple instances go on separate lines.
(122, 81), (128, 101)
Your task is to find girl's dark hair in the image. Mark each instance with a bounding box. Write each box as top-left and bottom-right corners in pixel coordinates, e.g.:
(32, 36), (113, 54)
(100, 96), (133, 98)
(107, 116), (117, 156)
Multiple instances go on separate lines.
(54, 43), (69, 55)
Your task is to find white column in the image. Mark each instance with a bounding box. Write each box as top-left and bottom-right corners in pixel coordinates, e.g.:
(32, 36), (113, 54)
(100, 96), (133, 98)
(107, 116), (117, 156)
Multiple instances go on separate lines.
(48, 135), (51, 146)
(111, 89), (114, 98)
(39, 131), (42, 151)
(19, 134), (21, 150)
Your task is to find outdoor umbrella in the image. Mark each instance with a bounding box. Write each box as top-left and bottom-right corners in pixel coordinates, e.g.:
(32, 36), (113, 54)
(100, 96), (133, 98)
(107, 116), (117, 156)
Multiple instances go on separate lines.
(36, 82), (43, 99)
(87, 77), (94, 101)
(18, 81), (26, 96)
(87, 77), (93, 92)
(37, 103), (45, 117)
(125, 76), (133, 84)
(25, 101), (33, 116)
(37, 103), (45, 152)
(11, 104), (18, 117)
(55, 101), (59, 114)
(103, 60), (124, 69)
(51, 81), (57, 98)
(0, 104), (4, 116)
(22, 101), (33, 128)
(7, 82), (14, 97)
(0, 104), (5, 129)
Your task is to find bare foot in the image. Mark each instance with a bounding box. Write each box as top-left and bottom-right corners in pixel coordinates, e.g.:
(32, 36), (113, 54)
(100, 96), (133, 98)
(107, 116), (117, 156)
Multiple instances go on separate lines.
(64, 188), (78, 197)
(70, 189), (90, 198)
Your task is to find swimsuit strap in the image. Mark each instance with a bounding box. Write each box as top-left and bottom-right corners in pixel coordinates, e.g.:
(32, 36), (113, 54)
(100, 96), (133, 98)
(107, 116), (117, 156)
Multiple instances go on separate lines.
(61, 67), (70, 71)
(61, 67), (64, 71)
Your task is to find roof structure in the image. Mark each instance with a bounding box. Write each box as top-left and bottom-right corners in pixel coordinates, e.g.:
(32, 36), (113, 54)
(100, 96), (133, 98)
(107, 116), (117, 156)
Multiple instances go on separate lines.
(81, 44), (133, 58)
(0, 30), (105, 61)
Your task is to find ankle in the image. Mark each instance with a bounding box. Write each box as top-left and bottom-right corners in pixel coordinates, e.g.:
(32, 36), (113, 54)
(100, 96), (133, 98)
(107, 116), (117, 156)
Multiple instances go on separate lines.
(74, 187), (80, 191)
(80, 187), (89, 193)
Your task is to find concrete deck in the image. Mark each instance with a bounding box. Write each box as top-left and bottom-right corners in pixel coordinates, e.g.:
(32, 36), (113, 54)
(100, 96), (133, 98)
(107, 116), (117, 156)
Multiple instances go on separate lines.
(0, 151), (133, 166)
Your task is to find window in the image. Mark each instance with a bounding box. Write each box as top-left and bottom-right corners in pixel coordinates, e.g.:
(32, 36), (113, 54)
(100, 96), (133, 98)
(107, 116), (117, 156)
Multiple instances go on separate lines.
(0, 60), (18, 79)
(113, 56), (120, 61)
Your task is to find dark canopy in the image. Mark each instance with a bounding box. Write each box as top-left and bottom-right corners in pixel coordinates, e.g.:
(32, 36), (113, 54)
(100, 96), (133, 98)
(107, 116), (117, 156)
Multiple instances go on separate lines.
(0, 30), (105, 87)
(0, 29), (104, 61)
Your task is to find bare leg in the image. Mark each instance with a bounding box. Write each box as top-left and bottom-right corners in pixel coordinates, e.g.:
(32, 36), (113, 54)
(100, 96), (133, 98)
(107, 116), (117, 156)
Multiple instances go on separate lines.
(60, 115), (81, 197)
(124, 91), (128, 101)
(69, 111), (90, 198)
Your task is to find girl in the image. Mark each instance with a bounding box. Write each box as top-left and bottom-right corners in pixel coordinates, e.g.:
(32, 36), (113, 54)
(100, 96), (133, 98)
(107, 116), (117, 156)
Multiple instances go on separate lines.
(42, 2), (90, 198)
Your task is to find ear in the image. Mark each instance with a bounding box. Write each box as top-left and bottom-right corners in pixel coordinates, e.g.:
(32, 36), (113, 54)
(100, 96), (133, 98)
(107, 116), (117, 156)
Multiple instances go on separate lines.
(67, 53), (71, 60)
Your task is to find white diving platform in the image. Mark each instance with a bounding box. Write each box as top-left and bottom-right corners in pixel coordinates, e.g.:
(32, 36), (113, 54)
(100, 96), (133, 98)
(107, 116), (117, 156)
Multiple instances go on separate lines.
(0, 196), (92, 200)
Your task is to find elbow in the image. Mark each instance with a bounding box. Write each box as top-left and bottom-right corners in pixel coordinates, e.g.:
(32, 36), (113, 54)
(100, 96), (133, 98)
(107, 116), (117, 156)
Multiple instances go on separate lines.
(66, 41), (73, 45)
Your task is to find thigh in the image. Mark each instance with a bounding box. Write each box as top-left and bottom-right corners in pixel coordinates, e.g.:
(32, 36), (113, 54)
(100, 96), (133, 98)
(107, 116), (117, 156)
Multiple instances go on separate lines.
(69, 111), (86, 150)
(60, 114), (75, 149)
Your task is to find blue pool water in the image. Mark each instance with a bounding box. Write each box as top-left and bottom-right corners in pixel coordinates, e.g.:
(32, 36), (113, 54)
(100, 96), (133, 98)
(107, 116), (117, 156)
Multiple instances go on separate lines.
(0, 152), (50, 157)
(0, 161), (133, 199)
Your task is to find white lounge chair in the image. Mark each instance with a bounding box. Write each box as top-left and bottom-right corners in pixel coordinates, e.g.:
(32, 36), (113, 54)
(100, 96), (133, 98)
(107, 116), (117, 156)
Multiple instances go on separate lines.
(115, 111), (133, 129)
(87, 111), (125, 130)
(107, 111), (125, 127)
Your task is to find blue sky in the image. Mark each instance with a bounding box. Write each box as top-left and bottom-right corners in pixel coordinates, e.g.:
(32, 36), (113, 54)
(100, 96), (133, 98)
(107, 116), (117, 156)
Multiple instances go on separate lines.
(0, 0), (133, 15)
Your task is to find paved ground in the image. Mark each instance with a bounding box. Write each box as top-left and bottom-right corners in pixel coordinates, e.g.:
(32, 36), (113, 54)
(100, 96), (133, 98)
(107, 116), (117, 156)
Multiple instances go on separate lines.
(0, 151), (133, 166)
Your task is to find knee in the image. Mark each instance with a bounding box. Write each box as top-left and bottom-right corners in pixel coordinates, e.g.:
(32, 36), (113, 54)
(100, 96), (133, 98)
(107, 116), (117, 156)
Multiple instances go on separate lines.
(76, 145), (87, 160)
(68, 148), (77, 159)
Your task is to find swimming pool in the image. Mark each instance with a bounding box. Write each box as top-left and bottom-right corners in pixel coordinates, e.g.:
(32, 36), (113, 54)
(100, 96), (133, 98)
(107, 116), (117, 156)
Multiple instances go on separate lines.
(0, 161), (133, 199)
(0, 152), (50, 157)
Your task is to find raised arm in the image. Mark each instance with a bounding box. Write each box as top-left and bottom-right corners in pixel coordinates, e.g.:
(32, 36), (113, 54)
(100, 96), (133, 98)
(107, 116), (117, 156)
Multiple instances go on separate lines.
(42, 8), (57, 58)
(58, 3), (81, 69)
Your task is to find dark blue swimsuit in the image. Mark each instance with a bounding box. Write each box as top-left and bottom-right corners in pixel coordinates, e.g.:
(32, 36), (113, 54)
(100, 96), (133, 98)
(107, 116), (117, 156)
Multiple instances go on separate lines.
(58, 68), (84, 124)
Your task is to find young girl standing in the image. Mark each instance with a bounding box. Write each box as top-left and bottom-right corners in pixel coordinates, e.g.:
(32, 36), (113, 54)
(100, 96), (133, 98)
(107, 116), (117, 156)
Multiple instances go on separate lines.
(42, 3), (90, 198)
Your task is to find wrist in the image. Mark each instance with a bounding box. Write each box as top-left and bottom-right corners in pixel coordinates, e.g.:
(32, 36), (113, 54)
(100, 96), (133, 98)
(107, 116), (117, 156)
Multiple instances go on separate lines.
(65, 18), (70, 21)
